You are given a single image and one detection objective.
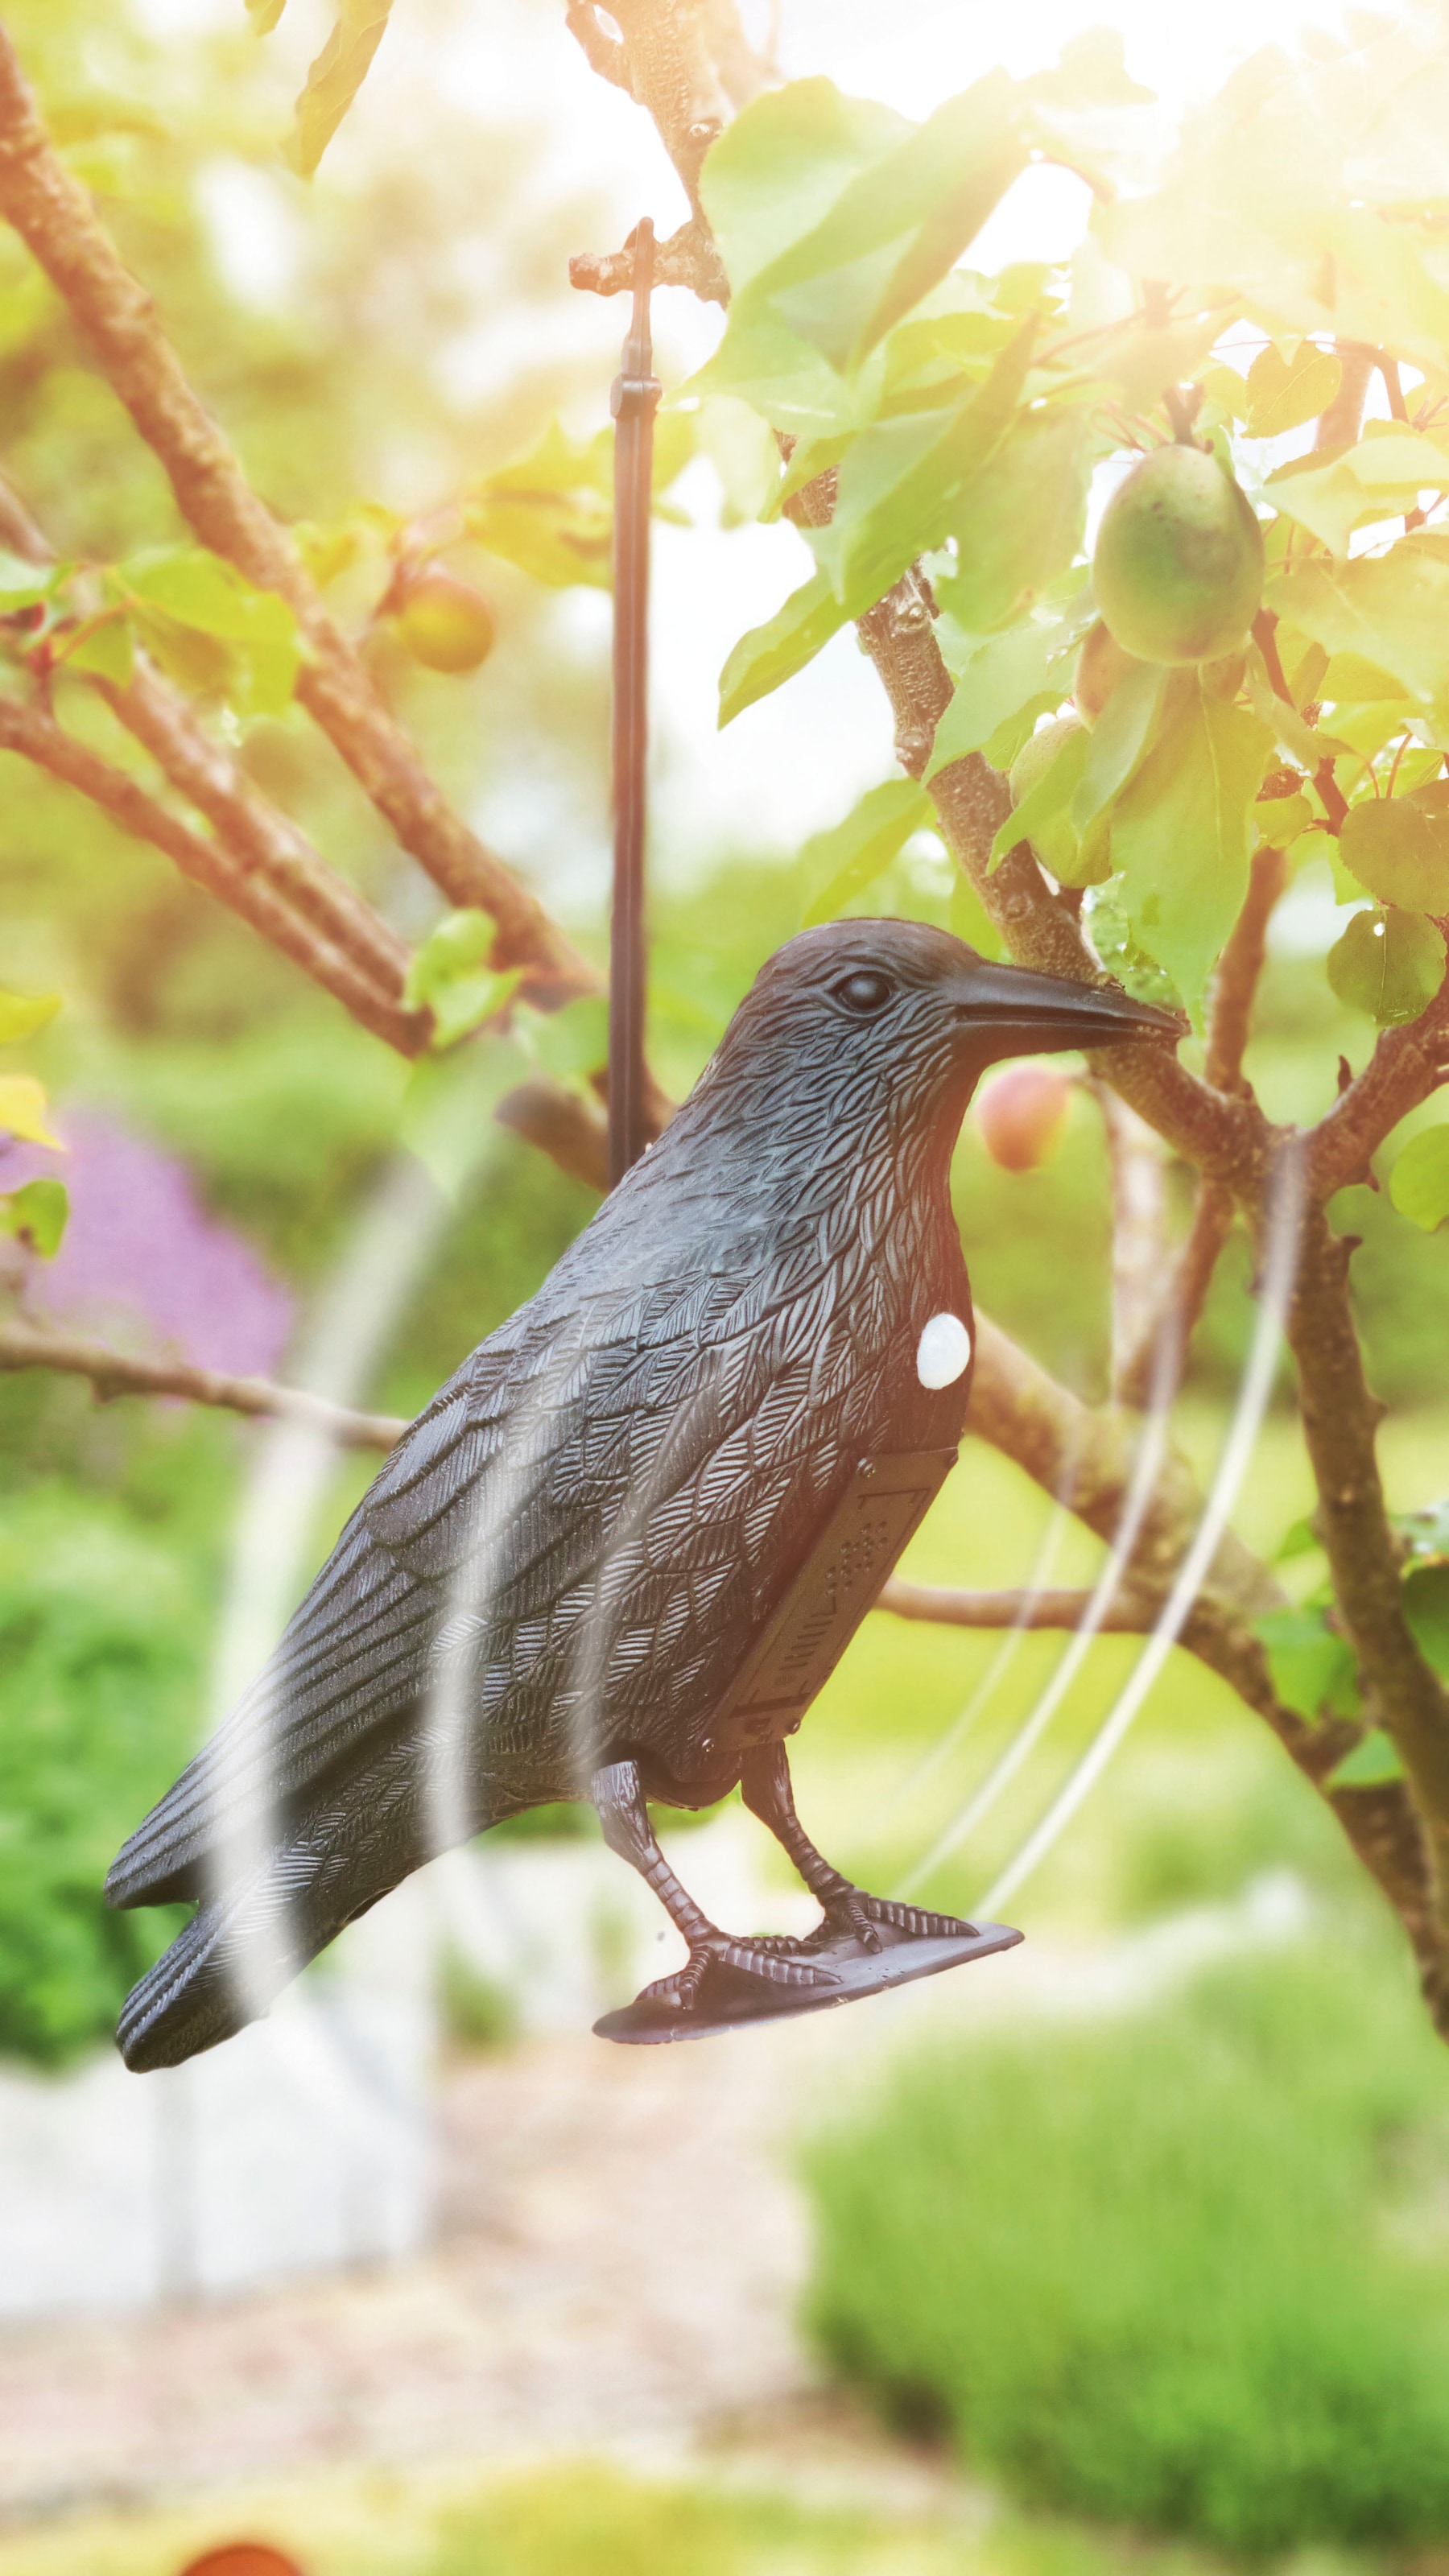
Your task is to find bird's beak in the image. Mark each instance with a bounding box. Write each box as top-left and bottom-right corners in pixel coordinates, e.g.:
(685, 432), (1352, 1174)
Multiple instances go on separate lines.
(951, 955), (1184, 1063)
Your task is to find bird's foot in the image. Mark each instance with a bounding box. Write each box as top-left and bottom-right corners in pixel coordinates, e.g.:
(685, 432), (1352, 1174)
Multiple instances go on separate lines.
(638, 1929), (840, 2014)
(810, 1889), (978, 1955)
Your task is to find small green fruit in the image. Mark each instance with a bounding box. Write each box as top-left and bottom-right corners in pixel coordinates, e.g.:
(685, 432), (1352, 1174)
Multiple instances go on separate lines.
(1074, 617), (1146, 724)
(394, 564), (496, 674)
(1092, 444), (1264, 667)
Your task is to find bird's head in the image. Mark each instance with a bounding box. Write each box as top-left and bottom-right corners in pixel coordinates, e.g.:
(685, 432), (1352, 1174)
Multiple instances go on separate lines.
(705, 920), (1181, 1152)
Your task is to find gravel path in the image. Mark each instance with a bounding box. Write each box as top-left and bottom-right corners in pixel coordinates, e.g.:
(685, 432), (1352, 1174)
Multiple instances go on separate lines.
(0, 2010), (852, 2524)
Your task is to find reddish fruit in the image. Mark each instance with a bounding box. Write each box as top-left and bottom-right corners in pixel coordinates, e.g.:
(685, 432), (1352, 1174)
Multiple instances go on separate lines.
(178, 2547), (303, 2576)
(392, 563), (495, 674)
(974, 1063), (1072, 1174)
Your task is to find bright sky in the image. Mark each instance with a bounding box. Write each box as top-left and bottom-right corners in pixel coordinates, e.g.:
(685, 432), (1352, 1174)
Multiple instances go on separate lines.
(136, 0), (1358, 902)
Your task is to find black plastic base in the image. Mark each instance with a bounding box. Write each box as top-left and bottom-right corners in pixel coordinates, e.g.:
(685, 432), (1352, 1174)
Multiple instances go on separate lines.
(593, 1917), (1023, 2045)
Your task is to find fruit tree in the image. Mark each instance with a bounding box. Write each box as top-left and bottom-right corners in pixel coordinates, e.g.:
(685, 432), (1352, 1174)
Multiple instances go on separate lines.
(1, 4), (1449, 2028)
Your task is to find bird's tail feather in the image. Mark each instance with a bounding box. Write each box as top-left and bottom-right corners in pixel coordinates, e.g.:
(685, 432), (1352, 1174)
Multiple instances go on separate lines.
(115, 1861), (324, 2072)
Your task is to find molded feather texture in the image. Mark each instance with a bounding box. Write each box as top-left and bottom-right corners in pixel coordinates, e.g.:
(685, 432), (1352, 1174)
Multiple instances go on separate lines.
(110, 922), (1079, 2057)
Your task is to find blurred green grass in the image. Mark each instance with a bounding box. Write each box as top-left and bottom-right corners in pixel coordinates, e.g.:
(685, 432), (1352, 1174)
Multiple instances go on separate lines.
(0, 2457), (1397, 2576)
(804, 1941), (1449, 2554)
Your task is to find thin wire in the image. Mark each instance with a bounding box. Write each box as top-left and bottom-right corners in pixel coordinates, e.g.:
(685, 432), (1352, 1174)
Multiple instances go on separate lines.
(973, 1137), (1304, 1921)
(896, 1307), (1182, 1900)
(608, 217), (658, 1188)
(874, 1486), (1073, 1836)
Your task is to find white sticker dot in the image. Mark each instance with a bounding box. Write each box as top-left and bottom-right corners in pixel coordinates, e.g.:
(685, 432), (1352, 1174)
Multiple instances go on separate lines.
(916, 1312), (972, 1390)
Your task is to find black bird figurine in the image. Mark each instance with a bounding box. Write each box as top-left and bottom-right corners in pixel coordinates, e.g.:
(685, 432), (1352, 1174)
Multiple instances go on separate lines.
(108, 922), (1178, 2065)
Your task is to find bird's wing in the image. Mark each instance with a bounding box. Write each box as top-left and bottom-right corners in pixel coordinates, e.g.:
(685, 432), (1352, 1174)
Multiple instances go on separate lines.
(110, 1239), (892, 1905)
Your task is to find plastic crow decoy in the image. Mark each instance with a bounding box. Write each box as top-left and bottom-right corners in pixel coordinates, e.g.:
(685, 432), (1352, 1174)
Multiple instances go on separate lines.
(108, 921), (1178, 2063)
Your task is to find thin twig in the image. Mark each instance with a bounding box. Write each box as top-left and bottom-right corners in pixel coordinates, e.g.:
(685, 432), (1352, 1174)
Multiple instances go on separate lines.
(1205, 843), (1287, 1096)
(879, 1579), (1154, 1632)
(0, 689), (427, 1055)
(0, 27), (596, 1007)
(0, 1319), (407, 1449)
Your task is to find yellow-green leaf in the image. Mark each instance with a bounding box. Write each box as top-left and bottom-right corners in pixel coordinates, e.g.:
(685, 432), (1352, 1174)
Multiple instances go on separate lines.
(719, 569), (847, 728)
(1327, 1729), (1404, 1789)
(799, 779), (931, 924)
(1243, 341), (1342, 438)
(1111, 684), (1274, 1018)
(1268, 549), (1449, 724)
(286, 0), (393, 180)
(0, 1075), (60, 1146)
(1327, 907), (1446, 1025)
(1389, 1125), (1449, 1232)
(1340, 784), (1449, 915)
(925, 621), (1071, 783)
(0, 1176), (67, 1257)
(0, 988), (60, 1046)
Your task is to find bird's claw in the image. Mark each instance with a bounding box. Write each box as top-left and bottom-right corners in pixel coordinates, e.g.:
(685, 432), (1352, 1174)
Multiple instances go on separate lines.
(639, 1930), (840, 2013)
(815, 1889), (977, 1953)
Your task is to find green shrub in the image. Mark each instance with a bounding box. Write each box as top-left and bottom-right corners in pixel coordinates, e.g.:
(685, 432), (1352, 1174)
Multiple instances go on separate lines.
(0, 1488), (204, 2067)
(803, 1942), (1449, 2553)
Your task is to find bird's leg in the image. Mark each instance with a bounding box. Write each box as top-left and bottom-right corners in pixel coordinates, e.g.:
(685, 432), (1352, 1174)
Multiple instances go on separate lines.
(591, 1757), (839, 2010)
(740, 1741), (974, 1953)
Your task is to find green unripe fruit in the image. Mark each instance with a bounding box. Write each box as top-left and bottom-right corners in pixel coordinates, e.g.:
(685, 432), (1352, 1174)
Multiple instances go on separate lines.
(394, 564), (496, 674)
(1092, 444), (1264, 667)
(1074, 617), (1146, 725)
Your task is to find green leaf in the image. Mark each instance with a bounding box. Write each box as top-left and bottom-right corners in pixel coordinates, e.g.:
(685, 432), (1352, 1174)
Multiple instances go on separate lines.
(466, 419), (612, 590)
(806, 319), (1035, 618)
(925, 621), (1071, 782)
(0, 988), (60, 1046)
(0, 1177), (67, 1259)
(1243, 341), (1343, 438)
(1389, 1125), (1449, 1232)
(766, 75), (1027, 373)
(1110, 683), (1274, 1018)
(1265, 433), (1449, 559)
(1256, 1603), (1360, 1723)
(1071, 659), (1170, 836)
(939, 407), (1091, 637)
(700, 81), (910, 299)
(948, 869), (1005, 960)
(402, 909), (522, 1052)
(0, 1075), (60, 1147)
(64, 614), (134, 687)
(1252, 791), (1312, 852)
(1267, 547), (1449, 729)
(718, 568), (847, 728)
(699, 397), (782, 524)
(516, 993), (609, 1092)
(1327, 906), (1446, 1026)
(0, 551), (59, 611)
(703, 76), (1026, 381)
(115, 547), (299, 716)
(1327, 1730), (1405, 1790)
(466, 415), (692, 593)
(1244, 642), (1349, 766)
(401, 1027), (527, 1200)
(799, 779), (931, 924)
(246, 0), (288, 27)
(1405, 1562), (1449, 1682)
(1340, 782), (1449, 914)
(285, 0), (394, 179)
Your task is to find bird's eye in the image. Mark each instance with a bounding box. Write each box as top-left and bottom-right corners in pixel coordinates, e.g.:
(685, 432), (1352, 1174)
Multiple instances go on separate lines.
(832, 970), (894, 1017)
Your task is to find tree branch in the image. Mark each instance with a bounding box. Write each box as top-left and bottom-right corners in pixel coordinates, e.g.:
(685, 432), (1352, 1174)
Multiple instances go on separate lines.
(1281, 1199), (1449, 1984)
(0, 687), (429, 1054)
(0, 464), (416, 1005)
(879, 1578), (1154, 1632)
(1205, 842), (1286, 1095)
(0, 27), (597, 1008)
(0, 1319), (407, 1449)
(1311, 972), (1449, 1199)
